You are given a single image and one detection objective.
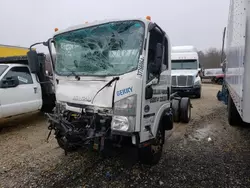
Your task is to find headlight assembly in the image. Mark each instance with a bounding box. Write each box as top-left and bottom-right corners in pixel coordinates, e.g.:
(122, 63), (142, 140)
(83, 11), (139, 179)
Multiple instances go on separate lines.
(113, 94), (137, 116)
(111, 115), (136, 132)
(112, 95), (137, 132)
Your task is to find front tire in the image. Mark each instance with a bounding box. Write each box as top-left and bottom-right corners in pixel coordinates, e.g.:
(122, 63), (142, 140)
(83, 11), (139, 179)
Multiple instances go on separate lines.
(195, 88), (201, 98)
(56, 134), (78, 152)
(139, 127), (165, 165)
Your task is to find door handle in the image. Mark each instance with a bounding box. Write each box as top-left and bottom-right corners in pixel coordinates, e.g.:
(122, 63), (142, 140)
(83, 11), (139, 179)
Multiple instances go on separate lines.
(34, 87), (38, 93)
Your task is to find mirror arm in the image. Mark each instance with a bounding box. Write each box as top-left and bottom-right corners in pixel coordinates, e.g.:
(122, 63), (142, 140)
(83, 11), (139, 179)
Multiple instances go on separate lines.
(30, 42), (44, 50)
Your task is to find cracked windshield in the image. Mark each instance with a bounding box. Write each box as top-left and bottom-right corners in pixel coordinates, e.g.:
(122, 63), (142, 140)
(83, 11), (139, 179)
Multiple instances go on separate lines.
(54, 21), (144, 76)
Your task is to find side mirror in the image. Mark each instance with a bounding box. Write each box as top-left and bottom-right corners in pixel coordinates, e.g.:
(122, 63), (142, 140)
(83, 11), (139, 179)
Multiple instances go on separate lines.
(145, 85), (153, 100)
(0, 76), (19, 88)
(27, 50), (40, 73)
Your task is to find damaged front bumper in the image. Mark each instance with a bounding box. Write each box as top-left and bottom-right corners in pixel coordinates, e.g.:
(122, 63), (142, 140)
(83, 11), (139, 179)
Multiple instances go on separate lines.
(46, 113), (108, 152)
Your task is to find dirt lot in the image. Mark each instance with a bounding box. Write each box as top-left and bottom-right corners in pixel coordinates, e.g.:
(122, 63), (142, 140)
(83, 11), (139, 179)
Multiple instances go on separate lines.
(1, 84), (250, 188)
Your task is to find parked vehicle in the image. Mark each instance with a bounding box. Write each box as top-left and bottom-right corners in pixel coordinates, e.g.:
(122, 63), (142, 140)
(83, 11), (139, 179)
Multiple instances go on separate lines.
(27, 17), (192, 165)
(171, 45), (202, 98)
(217, 0), (250, 125)
(0, 53), (55, 119)
(203, 68), (224, 84)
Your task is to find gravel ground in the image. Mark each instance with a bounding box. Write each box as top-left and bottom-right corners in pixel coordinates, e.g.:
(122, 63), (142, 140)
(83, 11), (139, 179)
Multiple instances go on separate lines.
(1, 84), (250, 188)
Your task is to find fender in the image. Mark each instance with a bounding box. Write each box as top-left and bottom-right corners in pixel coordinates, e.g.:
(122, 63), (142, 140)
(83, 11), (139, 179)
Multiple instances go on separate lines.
(151, 102), (171, 136)
(159, 107), (173, 131)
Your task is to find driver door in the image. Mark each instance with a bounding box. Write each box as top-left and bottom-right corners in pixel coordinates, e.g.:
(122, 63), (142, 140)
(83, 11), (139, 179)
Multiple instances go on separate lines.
(140, 27), (171, 143)
(0, 66), (42, 118)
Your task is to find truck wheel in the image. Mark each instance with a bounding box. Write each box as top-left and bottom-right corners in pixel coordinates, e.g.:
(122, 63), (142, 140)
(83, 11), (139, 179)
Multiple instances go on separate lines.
(217, 78), (223, 85)
(139, 126), (165, 165)
(56, 135), (77, 152)
(41, 104), (54, 113)
(228, 94), (242, 126)
(180, 97), (191, 123)
(195, 88), (201, 98)
(172, 99), (180, 122)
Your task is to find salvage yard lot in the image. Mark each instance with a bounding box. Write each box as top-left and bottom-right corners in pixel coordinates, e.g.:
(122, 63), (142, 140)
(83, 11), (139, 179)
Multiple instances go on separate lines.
(1, 84), (250, 188)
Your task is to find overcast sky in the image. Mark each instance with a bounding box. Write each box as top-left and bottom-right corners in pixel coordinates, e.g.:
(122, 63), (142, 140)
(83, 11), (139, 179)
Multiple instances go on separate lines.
(0, 0), (229, 52)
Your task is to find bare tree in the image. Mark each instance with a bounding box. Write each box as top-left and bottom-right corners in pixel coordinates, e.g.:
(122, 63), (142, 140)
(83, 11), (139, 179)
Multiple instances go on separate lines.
(198, 48), (224, 69)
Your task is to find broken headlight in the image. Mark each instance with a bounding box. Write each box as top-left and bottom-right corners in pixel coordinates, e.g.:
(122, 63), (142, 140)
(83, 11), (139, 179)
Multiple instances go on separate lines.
(111, 116), (136, 132)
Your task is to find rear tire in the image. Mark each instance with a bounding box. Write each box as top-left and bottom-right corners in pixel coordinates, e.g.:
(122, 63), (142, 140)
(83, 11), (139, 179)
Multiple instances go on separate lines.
(172, 99), (180, 122)
(180, 97), (191, 123)
(139, 126), (165, 165)
(228, 94), (242, 126)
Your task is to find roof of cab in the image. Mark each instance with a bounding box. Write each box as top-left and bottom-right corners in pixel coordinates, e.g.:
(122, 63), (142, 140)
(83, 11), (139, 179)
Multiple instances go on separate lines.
(53, 18), (150, 36)
(172, 45), (198, 53)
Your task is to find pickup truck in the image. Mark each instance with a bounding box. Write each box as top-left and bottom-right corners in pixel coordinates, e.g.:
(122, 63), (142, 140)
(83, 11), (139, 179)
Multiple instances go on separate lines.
(202, 68), (224, 84)
(0, 55), (55, 119)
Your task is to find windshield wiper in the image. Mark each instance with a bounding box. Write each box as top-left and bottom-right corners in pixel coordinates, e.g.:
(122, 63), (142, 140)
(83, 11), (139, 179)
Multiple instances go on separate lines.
(67, 71), (80, 80)
(91, 76), (120, 104)
(62, 65), (80, 81)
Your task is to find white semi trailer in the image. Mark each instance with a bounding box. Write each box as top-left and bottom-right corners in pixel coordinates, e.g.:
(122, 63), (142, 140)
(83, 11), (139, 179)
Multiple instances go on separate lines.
(217, 0), (250, 125)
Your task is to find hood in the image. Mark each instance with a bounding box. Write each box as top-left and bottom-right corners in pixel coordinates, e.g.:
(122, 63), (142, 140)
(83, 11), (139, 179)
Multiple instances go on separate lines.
(56, 71), (138, 109)
(171, 69), (198, 76)
(56, 79), (115, 108)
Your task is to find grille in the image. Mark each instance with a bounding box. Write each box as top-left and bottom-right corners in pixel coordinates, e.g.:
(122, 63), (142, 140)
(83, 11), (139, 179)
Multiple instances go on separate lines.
(177, 76), (187, 86)
(187, 76), (193, 86)
(172, 75), (194, 87)
(172, 76), (177, 86)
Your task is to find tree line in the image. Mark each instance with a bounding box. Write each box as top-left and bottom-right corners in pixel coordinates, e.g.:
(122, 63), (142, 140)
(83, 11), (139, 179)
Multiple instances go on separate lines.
(198, 48), (225, 69)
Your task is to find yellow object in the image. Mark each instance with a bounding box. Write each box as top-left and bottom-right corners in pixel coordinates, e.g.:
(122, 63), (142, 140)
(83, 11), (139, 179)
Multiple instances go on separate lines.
(146, 16), (151, 20)
(54, 28), (59, 32)
(0, 45), (30, 58)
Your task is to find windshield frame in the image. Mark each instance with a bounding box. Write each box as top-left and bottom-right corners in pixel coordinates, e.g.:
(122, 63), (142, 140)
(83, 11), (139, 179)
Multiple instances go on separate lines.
(0, 65), (8, 77)
(53, 19), (146, 77)
(171, 59), (198, 70)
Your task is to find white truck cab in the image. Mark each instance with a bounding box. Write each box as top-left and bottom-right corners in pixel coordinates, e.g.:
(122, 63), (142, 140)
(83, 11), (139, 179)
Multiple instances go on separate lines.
(27, 17), (191, 165)
(171, 46), (202, 98)
(0, 62), (42, 118)
(0, 56), (55, 119)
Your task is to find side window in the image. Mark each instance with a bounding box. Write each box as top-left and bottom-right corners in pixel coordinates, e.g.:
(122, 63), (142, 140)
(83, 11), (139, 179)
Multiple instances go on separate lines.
(147, 28), (163, 83)
(3, 67), (33, 85)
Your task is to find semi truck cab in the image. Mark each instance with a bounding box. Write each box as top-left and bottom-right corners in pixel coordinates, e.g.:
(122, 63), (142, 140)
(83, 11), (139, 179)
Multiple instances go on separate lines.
(171, 46), (202, 98)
